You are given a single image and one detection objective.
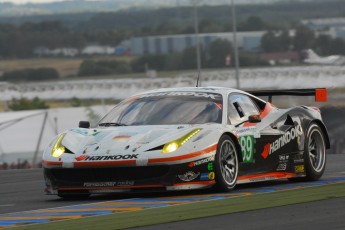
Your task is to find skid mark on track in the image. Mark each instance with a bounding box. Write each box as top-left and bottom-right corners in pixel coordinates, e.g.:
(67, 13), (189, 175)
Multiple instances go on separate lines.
(1, 176), (345, 229)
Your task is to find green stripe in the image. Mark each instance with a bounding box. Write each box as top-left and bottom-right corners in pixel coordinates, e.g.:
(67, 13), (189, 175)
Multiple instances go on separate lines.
(13, 183), (345, 230)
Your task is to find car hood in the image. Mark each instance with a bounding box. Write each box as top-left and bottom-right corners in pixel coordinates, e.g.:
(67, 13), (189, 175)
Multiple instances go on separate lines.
(60, 125), (208, 157)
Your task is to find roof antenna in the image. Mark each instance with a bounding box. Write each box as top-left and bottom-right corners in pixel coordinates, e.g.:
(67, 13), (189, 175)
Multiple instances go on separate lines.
(196, 71), (201, 87)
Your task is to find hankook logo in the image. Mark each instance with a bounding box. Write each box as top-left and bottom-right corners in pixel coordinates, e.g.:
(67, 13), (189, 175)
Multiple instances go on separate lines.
(75, 154), (139, 161)
(261, 125), (303, 159)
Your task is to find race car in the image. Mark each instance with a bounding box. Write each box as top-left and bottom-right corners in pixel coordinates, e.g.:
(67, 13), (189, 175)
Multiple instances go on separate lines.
(43, 87), (329, 198)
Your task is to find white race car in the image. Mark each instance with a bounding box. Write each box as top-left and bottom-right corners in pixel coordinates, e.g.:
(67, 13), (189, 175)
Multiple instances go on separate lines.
(43, 87), (329, 198)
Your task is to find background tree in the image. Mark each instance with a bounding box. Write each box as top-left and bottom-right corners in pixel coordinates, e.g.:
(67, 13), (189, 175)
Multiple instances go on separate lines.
(181, 46), (206, 70)
(314, 35), (332, 55)
(261, 31), (282, 52)
(206, 39), (232, 68)
(1, 68), (59, 82)
(8, 97), (49, 111)
(329, 38), (345, 55)
(239, 16), (266, 31)
(293, 26), (315, 51)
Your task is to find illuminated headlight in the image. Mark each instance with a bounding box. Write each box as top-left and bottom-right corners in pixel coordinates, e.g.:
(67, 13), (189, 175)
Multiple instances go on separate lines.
(52, 134), (66, 157)
(162, 129), (201, 154)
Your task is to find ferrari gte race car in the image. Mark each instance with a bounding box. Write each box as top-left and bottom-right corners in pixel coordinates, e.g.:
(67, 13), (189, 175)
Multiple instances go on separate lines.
(43, 87), (329, 198)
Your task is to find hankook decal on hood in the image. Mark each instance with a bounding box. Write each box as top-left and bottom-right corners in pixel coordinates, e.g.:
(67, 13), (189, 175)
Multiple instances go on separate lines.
(75, 154), (139, 161)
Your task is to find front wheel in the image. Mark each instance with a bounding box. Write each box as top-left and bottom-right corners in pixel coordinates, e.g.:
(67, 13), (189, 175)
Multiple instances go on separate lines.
(214, 135), (239, 192)
(304, 123), (326, 181)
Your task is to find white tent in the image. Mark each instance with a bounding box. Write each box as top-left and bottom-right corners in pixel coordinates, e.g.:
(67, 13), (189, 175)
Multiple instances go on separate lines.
(0, 105), (111, 165)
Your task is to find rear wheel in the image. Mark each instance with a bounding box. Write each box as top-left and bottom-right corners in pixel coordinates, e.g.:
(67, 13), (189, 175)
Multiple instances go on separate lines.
(214, 135), (239, 192)
(304, 123), (326, 181)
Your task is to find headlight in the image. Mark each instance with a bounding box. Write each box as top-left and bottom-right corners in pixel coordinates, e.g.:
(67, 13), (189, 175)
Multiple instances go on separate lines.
(162, 129), (201, 154)
(52, 134), (66, 157)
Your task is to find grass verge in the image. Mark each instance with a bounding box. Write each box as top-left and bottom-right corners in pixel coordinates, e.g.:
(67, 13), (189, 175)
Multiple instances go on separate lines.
(13, 183), (345, 230)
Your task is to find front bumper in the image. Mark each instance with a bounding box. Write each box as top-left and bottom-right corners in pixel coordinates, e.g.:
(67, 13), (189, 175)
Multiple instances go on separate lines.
(44, 161), (216, 195)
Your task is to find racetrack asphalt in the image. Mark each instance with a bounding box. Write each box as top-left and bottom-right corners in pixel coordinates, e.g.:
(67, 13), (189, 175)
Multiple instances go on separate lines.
(133, 197), (345, 230)
(0, 154), (344, 223)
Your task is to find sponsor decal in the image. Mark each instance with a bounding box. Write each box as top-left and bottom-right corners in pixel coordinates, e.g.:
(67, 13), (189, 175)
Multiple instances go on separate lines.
(140, 92), (219, 100)
(279, 155), (290, 162)
(249, 176), (276, 182)
(207, 162), (214, 171)
(239, 135), (254, 163)
(208, 172), (215, 180)
(178, 171), (200, 182)
(261, 125), (303, 159)
(75, 155), (88, 161)
(84, 182), (116, 187)
(277, 163), (287, 171)
(188, 156), (215, 167)
(112, 136), (131, 141)
(200, 173), (209, 181)
(295, 165), (305, 173)
(83, 181), (134, 187)
(261, 144), (270, 159)
(234, 127), (256, 136)
(200, 172), (215, 181)
(75, 154), (139, 161)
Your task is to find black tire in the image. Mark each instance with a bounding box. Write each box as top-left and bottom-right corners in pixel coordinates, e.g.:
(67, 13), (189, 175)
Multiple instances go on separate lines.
(303, 123), (326, 181)
(214, 135), (239, 192)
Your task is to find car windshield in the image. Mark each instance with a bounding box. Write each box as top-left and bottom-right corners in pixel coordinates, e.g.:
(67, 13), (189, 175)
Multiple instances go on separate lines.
(97, 92), (223, 126)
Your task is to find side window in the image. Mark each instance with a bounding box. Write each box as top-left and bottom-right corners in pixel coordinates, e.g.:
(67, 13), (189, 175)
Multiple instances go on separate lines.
(228, 94), (259, 125)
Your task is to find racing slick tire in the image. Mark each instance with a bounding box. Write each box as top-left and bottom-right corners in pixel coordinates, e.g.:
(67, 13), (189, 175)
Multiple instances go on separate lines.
(303, 123), (326, 181)
(214, 135), (239, 192)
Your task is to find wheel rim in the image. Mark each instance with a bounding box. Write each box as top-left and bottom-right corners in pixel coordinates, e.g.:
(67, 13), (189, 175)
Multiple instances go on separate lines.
(308, 128), (325, 173)
(219, 140), (238, 186)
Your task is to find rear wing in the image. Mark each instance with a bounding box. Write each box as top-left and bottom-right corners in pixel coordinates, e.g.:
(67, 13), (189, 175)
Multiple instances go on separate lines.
(247, 88), (327, 103)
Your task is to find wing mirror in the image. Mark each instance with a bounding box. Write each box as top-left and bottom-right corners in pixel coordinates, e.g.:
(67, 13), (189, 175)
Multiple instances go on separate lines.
(235, 114), (261, 127)
(248, 114), (261, 123)
(79, 121), (90, 129)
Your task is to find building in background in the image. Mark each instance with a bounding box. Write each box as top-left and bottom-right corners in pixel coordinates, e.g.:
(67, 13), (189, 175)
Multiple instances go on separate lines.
(130, 31), (265, 56)
(301, 17), (345, 40)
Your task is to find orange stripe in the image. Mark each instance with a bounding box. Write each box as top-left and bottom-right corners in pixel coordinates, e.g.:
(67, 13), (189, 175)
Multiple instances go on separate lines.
(148, 144), (217, 163)
(43, 161), (62, 166)
(238, 172), (296, 181)
(173, 180), (215, 186)
(260, 102), (274, 119)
